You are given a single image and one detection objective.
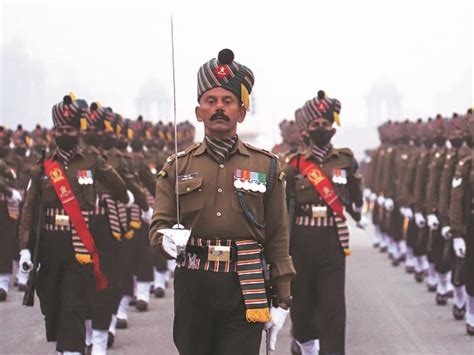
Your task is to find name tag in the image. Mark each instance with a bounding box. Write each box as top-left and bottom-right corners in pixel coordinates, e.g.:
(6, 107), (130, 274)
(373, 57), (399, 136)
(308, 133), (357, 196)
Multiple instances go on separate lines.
(312, 205), (327, 218)
(207, 246), (231, 262)
(55, 214), (70, 226)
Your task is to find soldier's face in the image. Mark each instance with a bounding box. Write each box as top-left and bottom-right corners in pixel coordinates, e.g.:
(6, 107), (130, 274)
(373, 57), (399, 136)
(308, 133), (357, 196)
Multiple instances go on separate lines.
(196, 87), (246, 138)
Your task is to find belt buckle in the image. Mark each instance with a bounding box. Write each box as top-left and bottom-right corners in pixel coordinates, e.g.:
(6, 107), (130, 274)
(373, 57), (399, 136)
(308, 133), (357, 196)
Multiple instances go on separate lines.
(207, 246), (231, 262)
(55, 214), (70, 226)
(312, 205), (327, 218)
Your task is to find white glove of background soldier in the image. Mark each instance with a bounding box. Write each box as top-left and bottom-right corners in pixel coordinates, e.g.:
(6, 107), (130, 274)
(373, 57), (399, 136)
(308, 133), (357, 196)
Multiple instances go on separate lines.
(426, 214), (439, 231)
(8, 189), (22, 203)
(441, 226), (452, 240)
(453, 237), (466, 258)
(19, 249), (33, 273)
(264, 307), (290, 351)
(415, 213), (426, 228)
(377, 195), (385, 207)
(384, 198), (394, 211)
(141, 208), (153, 225)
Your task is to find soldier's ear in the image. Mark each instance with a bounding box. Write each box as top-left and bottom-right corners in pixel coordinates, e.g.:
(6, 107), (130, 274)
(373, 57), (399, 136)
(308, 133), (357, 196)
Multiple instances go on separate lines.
(237, 105), (246, 123)
(195, 106), (203, 122)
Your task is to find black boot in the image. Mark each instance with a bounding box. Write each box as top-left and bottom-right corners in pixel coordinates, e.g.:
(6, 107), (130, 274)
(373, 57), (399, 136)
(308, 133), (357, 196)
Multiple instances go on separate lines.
(452, 304), (466, 320)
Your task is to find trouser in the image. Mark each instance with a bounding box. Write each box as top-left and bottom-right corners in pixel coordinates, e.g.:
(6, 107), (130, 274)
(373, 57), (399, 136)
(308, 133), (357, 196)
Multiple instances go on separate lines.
(290, 225), (346, 355)
(117, 237), (135, 297)
(134, 225), (154, 282)
(173, 268), (263, 355)
(466, 224), (474, 297)
(406, 219), (418, 250)
(390, 206), (404, 242)
(36, 229), (95, 353)
(88, 215), (122, 330)
(0, 203), (17, 274)
(434, 234), (453, 274)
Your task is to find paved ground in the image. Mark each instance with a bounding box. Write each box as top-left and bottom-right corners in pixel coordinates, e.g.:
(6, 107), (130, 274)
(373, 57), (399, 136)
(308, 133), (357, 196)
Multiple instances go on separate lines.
(1, 222), (473, 354)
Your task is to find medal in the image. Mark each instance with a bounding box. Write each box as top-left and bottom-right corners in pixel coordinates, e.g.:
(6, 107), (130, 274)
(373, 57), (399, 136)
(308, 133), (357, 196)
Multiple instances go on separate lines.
(234, 179), (243, 189)
(250, 181), (259, 192)
(242, 180), (251, 190)
(258, 184), (267, 193)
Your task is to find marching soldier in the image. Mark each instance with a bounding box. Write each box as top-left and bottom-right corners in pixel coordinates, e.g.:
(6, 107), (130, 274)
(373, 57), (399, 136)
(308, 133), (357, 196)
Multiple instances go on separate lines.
(285, 91), (365, 355)
(272, 119), (301, 162)
(449, 113), (474, 335)
(149, 49), (295, 355)
(18, 94), (132, 354)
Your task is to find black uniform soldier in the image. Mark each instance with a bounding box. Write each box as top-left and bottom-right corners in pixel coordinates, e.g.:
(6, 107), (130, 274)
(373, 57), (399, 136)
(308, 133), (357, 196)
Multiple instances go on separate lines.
(149, 49), (295, 355)
(18, 94), (131, 354)
(285, 91), (365, 355)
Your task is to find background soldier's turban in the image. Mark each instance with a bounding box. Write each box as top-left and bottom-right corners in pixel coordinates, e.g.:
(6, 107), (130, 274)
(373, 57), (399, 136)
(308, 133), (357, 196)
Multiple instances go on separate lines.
(52, 94), (89, 130)
(197, 48), (255, 110)
(296, 90), (342, 131)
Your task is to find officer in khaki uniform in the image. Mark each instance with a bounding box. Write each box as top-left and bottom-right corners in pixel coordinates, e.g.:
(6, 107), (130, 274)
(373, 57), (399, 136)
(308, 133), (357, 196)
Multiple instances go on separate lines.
(18, 94), (131, 355)
(149, 49), (295, 355)
(285, 91), (365, 355)
(449, 114), (474, 335)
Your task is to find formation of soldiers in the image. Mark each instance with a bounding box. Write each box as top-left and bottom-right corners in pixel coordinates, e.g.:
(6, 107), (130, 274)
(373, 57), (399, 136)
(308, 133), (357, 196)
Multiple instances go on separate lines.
(362, 109), (474, 336)
(0, 98), (196, 355)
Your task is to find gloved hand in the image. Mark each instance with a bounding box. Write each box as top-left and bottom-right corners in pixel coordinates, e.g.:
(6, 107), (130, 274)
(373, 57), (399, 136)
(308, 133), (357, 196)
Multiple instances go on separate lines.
(363, 188), (372, 199)
(426, 214), (439, 231)
(399, 207), (406, 217)
(369, 193), (377, 202)
(125, 190), (135, 208)
(158, 224), (192, 259)
(356, 215), (369, 230)
(9, 189), (22, 203)
(19, 249), (33, 273)
(453, 237), (466, 258)
(404, 208), (413, 220)
(441, 226), (452, 240)
(377, 195), (385, 206)
(264, 307), (290, 351)
(384, 198), (394, 211)
(141, 208), (153, 225)
(415, 213), (426, 228)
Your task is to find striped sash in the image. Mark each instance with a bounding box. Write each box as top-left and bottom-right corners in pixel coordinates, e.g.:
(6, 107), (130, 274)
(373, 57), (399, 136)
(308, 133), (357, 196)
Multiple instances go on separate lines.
(185, 237), (271, 323)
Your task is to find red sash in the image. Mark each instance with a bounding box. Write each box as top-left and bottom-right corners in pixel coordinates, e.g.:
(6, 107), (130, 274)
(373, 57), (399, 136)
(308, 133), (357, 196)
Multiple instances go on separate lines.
(291, 155), (346, 221)
(44, 159), (108, 291)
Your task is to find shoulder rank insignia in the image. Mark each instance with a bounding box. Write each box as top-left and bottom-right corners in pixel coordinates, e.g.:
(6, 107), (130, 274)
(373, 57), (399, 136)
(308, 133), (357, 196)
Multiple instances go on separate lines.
(158, 169), (168, 178)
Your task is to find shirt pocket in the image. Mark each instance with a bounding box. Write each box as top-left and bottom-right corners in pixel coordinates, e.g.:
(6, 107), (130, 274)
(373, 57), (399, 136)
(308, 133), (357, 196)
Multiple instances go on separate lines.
(231, 188), (265, 224)
(294, 177), (316, 204)
(177, 176), (204, 213)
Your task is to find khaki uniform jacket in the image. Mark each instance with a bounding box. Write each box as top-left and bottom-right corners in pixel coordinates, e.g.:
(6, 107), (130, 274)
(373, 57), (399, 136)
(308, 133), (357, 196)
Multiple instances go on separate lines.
(284, 147), (364, 221)
(380, 145), (397, 198)
(149, 137), (295, 299)
(398, 145), (422, 208)
(438, 145), (471, 227)
(449, 151), (474, 237)
(425, 146), (448, 215)
(412, 146), (431, 214)
(102, 148), (149, 210)
(392, 144), (411, 206)
(18, 148), (130, 249)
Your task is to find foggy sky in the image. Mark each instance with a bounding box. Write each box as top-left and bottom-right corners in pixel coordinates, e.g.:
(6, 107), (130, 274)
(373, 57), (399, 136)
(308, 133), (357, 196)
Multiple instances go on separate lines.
(1, 0), (472, 151)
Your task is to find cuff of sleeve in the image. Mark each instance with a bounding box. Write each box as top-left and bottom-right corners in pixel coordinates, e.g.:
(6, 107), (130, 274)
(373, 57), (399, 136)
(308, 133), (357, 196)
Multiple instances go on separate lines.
(272, 275), (293, 299)
(270, 256), (296, 279)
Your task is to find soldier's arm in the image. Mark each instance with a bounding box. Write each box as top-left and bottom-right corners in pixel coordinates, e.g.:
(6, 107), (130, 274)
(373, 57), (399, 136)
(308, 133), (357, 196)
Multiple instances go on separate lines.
(264, 161), (296, 300)
(0, 177), (12, 195)
(149, 162), (177, 258)
(449, 157), (470, 237)
(18, 168), (41, 250)
(139, 162), (157, 196)
(95, 155), (129, 204)
(117, 158), (150, 210)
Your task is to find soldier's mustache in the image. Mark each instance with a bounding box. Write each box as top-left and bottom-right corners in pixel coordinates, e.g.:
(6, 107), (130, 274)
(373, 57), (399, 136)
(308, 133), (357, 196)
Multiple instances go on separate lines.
(210, 113), (230, 122)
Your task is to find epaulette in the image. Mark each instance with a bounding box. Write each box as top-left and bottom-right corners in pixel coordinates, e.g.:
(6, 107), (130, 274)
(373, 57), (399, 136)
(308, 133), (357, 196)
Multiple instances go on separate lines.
(166, 142), (201, 164)
(337, 147), (355, 157)
(243, 142), (278, 159)
(284, 151), (301, 164)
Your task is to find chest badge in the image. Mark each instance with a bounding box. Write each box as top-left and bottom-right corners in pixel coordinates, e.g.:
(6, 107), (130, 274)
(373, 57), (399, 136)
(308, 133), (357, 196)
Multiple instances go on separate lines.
(234, 169), (267, 193)
(77, 170), (93, 185)
(332, 169), (347, 184)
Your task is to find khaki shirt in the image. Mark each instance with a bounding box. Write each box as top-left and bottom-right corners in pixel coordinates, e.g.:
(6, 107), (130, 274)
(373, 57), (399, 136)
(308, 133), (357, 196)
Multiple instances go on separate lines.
(18, 148), (129, 249)
(102, 148), (149, 210)
(449, 151), (473, 237)
(425, 146), (448, 214)
(437, 145), (471, 226)
(284, 146), (364, 220)
(149, 137), (295, 299)
(398, 145), (422, 208)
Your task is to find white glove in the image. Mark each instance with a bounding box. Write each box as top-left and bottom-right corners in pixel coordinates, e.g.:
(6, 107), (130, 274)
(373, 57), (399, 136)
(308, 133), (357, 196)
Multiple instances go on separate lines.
(369, 193), (377, 202)
(415, 213), (426, 228)
(356, 215), (369, 230)
(125, 190), (135, 208)
(363, 188), (372, 199)
(264, 307), (290, 351)
(399, 207), (406, 217)
(9, 189), (22, 203)
(141, 208), (153, 225)
(384, 198), (394, 211)
(19, 249), (33, 273)
(453, 237), (466, 258)
(377, 195), (385, 207)
(426, 214), (439, 231)
(158, 224), (192, 259)
(405, 208), (413, 220)
(441, 226), (452, 240)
